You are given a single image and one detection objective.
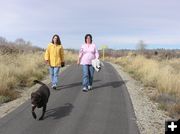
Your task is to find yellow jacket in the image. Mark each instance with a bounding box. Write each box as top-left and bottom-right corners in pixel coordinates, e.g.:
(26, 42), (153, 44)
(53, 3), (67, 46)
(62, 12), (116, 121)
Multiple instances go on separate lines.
(44, 43), (64, 67)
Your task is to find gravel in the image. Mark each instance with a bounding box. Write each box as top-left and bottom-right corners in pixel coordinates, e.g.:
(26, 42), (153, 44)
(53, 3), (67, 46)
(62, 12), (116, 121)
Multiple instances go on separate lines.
(111, 63), (171, 134)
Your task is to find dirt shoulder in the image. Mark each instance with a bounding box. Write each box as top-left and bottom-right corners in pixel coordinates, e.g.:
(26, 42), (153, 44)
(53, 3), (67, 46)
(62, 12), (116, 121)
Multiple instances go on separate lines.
(111, 63), (171, 134)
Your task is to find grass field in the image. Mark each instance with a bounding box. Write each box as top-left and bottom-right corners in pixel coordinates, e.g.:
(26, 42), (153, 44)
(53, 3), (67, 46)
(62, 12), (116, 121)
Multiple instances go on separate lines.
(0, 50), (78, 103)
(0, 52), (47, 103)
(106, 54), (180, 118)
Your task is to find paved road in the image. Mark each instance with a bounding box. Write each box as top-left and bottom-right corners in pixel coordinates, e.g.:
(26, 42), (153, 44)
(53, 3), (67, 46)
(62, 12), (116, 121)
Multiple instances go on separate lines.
(0, 63), (139, 134)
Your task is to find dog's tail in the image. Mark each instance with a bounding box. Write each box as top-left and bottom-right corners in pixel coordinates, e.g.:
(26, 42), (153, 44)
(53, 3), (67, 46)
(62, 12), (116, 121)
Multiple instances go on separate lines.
(33, 80), (45, 85)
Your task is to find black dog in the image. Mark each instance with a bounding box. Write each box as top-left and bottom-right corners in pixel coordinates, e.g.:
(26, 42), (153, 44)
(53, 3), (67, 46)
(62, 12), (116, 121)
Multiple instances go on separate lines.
(31, 80), (50, 120)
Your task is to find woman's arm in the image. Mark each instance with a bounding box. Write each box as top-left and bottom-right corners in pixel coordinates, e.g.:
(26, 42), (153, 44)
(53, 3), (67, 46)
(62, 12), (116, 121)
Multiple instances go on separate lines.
(95, 45), (99, 59)
(60, 45), (64, 62)
(60, 45), (65, 67)
(77, 46), (83, 64)
(44, 45), (50, 65)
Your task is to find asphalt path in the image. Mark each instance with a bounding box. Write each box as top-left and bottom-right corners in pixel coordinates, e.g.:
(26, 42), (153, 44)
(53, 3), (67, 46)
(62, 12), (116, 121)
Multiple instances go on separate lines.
(0, 62), (139, 134)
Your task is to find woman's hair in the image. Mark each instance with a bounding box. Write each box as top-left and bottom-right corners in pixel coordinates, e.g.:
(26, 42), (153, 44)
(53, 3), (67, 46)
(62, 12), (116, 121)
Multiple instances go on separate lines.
(51, 34), (61, 45)
(85, 34), (92, 43)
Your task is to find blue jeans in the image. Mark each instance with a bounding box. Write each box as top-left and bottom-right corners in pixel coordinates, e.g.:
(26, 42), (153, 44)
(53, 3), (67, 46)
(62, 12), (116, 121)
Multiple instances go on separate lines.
(82, 65), (94, 88)
(49, 67), (60, 86)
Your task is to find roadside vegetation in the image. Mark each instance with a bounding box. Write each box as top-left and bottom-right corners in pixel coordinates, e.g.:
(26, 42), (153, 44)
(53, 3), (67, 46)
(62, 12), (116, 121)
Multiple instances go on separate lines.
(0, 37), (77, 103)
(1, 36), (179, 118)
(103, 48), (180, 119)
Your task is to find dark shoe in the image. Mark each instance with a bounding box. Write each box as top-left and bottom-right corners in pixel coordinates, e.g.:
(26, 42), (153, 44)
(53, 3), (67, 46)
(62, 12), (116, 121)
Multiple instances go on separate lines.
(52, 86), (56, 90)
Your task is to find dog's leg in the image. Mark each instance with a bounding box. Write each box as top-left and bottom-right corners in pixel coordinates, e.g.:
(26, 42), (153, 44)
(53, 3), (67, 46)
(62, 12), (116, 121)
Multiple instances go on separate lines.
(39, 105), (46, 120)
(32, 105), (37, 119)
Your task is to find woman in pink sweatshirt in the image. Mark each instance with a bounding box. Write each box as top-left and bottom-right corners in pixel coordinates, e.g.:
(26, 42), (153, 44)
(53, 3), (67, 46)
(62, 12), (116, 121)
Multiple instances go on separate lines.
(77, 34), (99, 92)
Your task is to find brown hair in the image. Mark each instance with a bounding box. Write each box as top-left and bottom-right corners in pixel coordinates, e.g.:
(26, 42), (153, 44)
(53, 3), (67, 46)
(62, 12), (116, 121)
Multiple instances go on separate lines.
(51, 34), (61, 45)
(85, 34), (92, 43)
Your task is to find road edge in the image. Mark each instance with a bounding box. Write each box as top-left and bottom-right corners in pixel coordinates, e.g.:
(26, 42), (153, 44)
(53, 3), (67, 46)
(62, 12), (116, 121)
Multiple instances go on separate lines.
(110, 62), (171, 134)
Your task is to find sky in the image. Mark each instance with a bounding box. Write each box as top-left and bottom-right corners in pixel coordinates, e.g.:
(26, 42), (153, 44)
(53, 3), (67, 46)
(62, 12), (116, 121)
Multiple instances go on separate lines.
(0, 0), (180, 49)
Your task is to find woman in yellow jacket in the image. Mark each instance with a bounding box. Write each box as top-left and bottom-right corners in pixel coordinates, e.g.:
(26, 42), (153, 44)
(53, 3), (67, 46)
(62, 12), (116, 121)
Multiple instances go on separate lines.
(44, 34), (65, 90)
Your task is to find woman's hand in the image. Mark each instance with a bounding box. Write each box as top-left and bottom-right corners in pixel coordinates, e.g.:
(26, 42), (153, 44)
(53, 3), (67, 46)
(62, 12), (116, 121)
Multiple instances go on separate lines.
(61, 62), (65, 67)
(77, 59), (80, 65)
(45, 60), (49, 65)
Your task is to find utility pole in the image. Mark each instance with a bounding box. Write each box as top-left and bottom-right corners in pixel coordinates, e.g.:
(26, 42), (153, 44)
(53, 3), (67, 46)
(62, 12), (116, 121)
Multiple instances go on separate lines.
(101, 45), (108, 61)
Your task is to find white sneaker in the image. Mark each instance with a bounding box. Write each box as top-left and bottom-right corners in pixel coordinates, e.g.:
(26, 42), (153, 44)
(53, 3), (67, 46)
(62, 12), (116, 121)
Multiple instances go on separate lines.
(88, 85), (92, 90)
(82, 87), (88, 92)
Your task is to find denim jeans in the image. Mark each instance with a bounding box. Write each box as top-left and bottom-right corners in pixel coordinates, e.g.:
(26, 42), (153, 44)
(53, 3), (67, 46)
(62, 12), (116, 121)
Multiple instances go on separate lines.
(82, 65), (94, 88)
(49, 66), (60, 86)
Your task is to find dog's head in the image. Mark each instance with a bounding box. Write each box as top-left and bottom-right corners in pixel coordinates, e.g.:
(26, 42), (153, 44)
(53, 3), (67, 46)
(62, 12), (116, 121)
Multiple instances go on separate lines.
(95, 65), (101, 72)
(31, 92), (41, 107)
(92, 59), (102, 72)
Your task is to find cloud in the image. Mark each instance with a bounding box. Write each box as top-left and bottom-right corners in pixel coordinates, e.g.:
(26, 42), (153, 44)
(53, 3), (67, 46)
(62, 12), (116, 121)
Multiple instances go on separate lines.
(0, 0), (180, 49)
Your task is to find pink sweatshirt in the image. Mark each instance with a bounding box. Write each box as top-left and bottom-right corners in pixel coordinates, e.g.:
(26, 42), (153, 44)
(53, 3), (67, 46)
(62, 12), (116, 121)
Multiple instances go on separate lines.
(79, 43), (99, 65)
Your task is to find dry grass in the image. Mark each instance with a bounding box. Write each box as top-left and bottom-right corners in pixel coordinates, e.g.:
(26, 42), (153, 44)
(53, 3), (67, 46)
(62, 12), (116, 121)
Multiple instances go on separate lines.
(0, 52), (48, 103)
(106, 54), (180, 118)
(64, 50), (78, 64)
(0, 38), (77, 103)
(0, 50), (78, 103)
